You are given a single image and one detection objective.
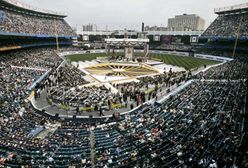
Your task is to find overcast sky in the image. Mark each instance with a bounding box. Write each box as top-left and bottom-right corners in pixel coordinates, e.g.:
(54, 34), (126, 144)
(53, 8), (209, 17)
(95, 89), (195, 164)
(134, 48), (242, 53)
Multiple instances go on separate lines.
(19, 0), (246, 31)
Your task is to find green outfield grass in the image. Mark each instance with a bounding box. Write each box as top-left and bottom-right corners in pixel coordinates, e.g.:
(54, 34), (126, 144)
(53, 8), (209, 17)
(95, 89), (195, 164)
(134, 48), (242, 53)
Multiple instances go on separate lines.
(66, 53), (109, 62)
(149, 53), (220, 70)
(66, 53), (220, 70)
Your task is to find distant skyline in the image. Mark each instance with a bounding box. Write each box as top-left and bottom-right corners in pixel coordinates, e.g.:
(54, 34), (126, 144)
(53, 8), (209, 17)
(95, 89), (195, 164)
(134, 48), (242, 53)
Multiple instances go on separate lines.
(19, 0), (246, 31)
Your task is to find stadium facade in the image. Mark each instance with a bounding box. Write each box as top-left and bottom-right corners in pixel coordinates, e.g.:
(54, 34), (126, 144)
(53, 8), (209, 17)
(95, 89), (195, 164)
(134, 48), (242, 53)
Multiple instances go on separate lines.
(77, 30), (202, 53)
(0, 1), (248, 167)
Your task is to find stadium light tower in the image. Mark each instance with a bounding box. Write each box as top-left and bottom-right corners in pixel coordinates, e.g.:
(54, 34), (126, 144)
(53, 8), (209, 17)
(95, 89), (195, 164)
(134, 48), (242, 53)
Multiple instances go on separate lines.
(232, 15), (244, 58)
(54, 19), (60, 50)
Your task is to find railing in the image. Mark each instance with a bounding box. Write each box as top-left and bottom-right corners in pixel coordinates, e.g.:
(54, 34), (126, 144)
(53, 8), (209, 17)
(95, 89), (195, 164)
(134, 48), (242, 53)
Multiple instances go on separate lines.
(0, 45), (21, 51)
(28, 70), (51, 90)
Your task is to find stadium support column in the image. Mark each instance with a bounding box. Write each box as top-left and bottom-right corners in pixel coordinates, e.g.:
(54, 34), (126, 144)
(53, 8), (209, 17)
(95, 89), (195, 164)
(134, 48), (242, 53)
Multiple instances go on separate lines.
(232, 15), (243, 58)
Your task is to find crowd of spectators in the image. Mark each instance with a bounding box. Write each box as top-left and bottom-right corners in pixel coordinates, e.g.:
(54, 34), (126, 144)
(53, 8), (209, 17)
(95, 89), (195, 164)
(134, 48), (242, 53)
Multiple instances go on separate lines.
(0, 48), (62, 70)
(0, 48), (63, 166)
(0, 48), (63, 119)
(202, 13), (248, 37)
(45, 63), (88, 88)
(197, 11), (248, 58)
(153, 44), (193, 51)
(0, 48), (66, 166)
(1, 77), (247, 167)
(0, 44), (247, 167)
(0, 46), (94, 167)
(8, 2), (248, 167)
(86, 72), (247, 167)
(0, 104), (92, 167)
(0, 8), (75, 36)
(195, 59), (248, 80)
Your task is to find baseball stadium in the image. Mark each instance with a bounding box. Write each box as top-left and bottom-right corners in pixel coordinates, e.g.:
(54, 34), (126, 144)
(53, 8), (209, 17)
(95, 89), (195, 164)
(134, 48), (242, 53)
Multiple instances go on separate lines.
(0, 0), (248, 167)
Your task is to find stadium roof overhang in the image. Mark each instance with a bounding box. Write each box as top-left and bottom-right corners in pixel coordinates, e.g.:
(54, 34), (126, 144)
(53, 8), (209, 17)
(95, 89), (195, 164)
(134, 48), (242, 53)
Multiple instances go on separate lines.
(0, 0), (67, 18)
(215, 3), (248, 15)
(0, 31), (77, 39)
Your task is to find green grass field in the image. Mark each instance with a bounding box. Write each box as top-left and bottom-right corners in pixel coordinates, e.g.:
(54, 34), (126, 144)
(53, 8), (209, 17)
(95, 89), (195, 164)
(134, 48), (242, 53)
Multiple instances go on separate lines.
(66, 53), (109, 62)
(66, 53), (220, 70)
(149, 53), (220, 70)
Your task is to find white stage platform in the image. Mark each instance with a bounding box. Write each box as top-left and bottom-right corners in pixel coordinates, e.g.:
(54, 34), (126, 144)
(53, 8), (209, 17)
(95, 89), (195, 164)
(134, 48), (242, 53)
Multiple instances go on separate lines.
(73, 59), (186, 84)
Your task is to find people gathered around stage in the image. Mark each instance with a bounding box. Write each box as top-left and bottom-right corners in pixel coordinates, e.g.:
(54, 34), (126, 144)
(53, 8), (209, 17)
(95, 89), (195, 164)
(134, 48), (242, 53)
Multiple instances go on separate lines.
(114, 70), (191, 107)
(47, 85), (121, 112)
(44, 66), (191, 114)
(0, 45), (247, 167)
(45, 63), (89, 88)
(0, 48), (62, 118)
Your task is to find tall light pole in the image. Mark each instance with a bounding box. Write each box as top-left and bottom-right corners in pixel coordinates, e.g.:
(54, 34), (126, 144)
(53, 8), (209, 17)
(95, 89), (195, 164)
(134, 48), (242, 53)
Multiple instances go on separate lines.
(232, 15), (244, 58)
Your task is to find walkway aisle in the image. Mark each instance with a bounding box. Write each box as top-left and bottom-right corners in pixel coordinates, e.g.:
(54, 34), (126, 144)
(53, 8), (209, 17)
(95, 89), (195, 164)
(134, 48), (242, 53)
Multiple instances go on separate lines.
(36, 123), (60, 139)
(90, 129), (96, 168)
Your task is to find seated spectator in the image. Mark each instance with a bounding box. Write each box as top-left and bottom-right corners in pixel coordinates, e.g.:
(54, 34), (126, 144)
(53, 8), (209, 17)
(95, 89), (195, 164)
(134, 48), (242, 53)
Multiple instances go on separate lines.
(1, 7), (76, 36)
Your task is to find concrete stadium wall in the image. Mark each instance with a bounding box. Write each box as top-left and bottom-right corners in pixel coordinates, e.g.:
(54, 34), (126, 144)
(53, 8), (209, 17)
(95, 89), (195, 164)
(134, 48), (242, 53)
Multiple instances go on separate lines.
(194, 54), (233, 62)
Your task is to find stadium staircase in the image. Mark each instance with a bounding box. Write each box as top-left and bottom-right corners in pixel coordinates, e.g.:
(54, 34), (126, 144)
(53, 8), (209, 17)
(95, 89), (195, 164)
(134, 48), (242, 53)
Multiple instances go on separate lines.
(103, 83), (119, 94)
(83, 75), (99, 83)
(90, 130), (96, 168)
(36, 124), (60, 139)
